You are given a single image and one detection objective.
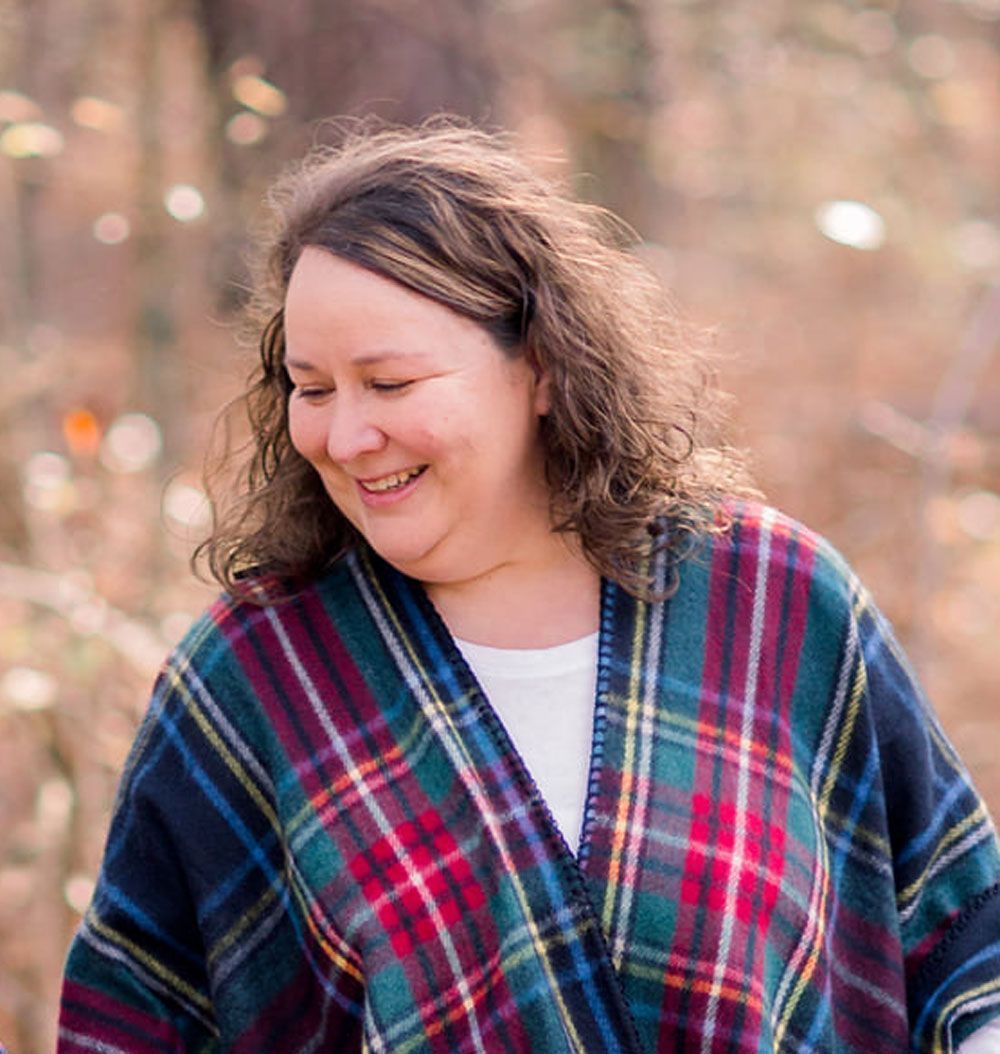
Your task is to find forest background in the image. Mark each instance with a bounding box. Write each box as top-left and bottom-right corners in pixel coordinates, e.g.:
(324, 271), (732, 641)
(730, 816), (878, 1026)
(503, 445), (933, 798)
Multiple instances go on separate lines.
(1, 0), (998, 1049)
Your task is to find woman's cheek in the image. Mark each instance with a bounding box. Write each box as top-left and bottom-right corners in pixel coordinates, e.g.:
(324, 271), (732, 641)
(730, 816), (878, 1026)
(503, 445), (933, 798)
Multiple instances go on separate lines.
(288, 406), (322, 463)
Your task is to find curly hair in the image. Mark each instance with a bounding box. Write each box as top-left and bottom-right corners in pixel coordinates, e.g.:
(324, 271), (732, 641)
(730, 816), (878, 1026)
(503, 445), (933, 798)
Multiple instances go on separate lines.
(196, 117), (752, 600)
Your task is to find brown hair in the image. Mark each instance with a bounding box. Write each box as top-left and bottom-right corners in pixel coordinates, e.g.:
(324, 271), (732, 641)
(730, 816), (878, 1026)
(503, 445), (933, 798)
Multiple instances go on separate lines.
(197, 117), (751, 599)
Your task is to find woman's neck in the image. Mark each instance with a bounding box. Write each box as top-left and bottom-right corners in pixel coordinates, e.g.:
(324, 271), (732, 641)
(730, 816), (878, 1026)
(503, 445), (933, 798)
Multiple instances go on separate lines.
(424, 535), (601, 649)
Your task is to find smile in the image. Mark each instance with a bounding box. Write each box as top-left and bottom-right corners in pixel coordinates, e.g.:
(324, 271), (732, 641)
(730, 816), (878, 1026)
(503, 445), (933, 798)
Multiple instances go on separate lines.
(359, 466), (427, 493)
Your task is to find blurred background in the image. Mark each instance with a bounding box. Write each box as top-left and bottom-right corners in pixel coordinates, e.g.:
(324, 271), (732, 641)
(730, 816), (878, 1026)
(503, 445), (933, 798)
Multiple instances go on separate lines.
(0, 0), (998, 1048)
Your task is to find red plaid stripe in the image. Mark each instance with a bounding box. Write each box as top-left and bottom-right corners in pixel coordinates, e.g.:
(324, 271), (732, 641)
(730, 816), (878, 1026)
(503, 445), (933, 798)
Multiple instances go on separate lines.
(350, 808), (486, 955)
(681, 795), (785, 928)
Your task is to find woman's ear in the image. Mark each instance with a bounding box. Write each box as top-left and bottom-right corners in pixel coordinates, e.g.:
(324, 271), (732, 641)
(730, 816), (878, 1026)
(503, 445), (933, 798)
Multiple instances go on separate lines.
(533, 369), (552, 415)
(525, 346), (551, 415)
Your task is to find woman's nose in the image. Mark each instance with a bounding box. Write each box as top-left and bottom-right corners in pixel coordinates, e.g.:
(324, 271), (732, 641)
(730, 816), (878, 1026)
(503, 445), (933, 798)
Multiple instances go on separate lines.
(324, 398), (387, 463)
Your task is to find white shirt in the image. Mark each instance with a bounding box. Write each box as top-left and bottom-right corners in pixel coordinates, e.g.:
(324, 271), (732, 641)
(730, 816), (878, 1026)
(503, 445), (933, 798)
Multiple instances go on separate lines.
(455, 631), (598, 853)
(959, 1019), (1000, 1053)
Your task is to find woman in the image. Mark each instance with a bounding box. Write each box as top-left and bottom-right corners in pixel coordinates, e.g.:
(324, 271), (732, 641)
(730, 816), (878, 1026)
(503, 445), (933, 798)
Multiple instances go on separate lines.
(59, 121), (1000, 1052)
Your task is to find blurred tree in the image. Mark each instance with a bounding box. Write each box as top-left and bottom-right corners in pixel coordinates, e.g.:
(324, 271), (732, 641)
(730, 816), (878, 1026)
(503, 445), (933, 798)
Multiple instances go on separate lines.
(191, 0), (505, 311)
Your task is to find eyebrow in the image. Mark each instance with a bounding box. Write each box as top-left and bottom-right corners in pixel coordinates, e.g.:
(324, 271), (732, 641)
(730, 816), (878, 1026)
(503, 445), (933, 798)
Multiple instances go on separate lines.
(284, 350), (433, 371)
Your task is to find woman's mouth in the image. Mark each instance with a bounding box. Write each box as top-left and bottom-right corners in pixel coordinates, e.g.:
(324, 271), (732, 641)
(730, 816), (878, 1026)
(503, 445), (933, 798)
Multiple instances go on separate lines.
(358, 466), (427, 493)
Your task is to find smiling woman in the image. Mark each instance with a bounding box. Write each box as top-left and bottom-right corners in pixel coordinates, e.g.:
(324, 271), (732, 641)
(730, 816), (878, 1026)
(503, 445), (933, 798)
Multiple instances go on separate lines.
(57, 119), (1000, 1053)
(196, 121), (751, 613)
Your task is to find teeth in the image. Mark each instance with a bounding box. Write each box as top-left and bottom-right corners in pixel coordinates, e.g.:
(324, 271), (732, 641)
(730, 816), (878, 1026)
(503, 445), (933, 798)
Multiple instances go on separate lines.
(360, 467), (424, 493)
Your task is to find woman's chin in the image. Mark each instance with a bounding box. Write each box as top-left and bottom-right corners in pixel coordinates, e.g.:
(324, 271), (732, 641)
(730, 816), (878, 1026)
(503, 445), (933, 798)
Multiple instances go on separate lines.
(364, 533), (441, 580)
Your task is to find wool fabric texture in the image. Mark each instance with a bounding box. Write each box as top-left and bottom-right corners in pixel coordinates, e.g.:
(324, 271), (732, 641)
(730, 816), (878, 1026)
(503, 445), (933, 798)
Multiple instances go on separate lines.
(58, 504), (1000, 1052)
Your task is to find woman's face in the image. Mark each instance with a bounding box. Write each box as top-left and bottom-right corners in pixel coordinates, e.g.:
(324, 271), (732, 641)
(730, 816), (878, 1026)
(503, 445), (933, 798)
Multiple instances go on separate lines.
(284, 248), (553, 585)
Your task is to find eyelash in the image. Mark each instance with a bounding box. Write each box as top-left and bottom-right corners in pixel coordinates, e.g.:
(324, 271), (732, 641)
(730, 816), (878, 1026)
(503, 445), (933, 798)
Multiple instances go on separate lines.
(292, 386), (331, 401)
(292, 379), (413, 400)
(369, 379), (412, 393)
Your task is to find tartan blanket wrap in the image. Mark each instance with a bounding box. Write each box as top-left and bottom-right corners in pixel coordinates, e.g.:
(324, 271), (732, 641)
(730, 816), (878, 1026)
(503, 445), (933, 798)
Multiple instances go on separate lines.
(59, 504), (1000, 1053)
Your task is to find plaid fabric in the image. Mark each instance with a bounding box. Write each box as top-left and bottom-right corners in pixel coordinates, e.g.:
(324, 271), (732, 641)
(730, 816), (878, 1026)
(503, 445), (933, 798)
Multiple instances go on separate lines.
(59, 504), (1000, 1052)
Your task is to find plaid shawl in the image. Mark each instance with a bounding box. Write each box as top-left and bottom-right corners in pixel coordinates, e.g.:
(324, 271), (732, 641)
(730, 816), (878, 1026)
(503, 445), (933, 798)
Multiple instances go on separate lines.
(59, 504), (1000, 1052)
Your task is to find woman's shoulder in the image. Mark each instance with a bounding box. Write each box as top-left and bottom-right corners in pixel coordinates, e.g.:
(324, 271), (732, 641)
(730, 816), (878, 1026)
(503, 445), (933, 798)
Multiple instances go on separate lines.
(691, 498), (863, 603)
(126, 557), (362, 776)
(167, 556), (359, 676)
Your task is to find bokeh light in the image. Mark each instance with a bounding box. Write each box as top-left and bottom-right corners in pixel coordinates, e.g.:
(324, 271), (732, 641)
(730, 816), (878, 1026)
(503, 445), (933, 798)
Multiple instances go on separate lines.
(35, 778), (73, 841)
(93, 212), (131, 245)
(63, 875), (96, 915)
(71, 96), (125, 133)
(0, 667), (58, 712)
(226, 110), (268, 145)
(23, 452), (73, 511)
(163, 480), (211, 530)
(0, 122), (64, 159)
(164, 184), (206, 223)
(815, 200), (886, 251)
(231, 74), (287, 117)
(0, 89), (42, 122)
(99, 413), (163, 474)
(956, 490), (1000, 542)
(61, 408), (102, 458)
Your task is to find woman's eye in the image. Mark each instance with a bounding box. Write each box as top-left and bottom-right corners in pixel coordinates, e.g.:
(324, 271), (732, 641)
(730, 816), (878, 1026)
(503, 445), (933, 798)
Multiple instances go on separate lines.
(370, 379), (413, 393)
(293, 386), (332, 401)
